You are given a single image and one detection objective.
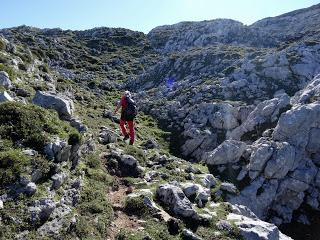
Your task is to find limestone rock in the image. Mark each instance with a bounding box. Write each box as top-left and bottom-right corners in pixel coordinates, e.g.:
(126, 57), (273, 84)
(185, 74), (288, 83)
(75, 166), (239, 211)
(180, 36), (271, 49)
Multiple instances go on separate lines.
(156, 184), (197, 218)
(33, 91), (74, 120)
(264, 142), (296, 179)
(0, 91), (14, 102)
(99, 127), (118, 144)
(0, 71), (12, 89)
(228, 205), (292, 240)
(204, 140), (246, 166)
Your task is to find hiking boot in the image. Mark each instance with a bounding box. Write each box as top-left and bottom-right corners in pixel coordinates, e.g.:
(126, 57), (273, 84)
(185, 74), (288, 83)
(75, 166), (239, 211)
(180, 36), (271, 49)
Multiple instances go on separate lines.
(123, 135), (129, 141)
(129, 140), (134, 145)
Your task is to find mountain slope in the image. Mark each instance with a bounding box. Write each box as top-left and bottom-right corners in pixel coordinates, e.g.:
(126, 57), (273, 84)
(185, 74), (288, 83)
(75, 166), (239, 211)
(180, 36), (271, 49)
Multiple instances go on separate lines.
(0, 3), (320, 240)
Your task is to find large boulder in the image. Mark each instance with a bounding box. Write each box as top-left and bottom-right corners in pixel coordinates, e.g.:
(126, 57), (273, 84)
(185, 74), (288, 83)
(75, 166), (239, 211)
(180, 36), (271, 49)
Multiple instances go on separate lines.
(264, 142), (296, 179)
(203, 140), (247, 166)
(0, 71), (12, 89)
(273, 102), (320, 148)
(106, 150), (144, 177)
(33, 91), (74, 120)
(156, 184), (197, 218)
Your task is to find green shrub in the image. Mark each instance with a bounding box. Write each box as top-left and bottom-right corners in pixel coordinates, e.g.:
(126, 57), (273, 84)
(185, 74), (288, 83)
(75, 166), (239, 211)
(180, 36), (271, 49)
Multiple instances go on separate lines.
(0, 149), (31, 186)
(0, 102), (72, 151)
(124, 195), (149, 216)
(68, 131), (82, 146)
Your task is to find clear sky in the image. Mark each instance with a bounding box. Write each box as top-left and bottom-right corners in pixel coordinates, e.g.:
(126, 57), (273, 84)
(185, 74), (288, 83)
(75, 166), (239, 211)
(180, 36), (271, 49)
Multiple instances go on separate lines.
(0, 0), (319, 33)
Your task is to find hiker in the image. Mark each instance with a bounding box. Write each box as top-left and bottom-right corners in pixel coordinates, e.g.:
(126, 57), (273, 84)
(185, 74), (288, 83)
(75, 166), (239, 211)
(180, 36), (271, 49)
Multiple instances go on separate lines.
(113, 91), (137, 145)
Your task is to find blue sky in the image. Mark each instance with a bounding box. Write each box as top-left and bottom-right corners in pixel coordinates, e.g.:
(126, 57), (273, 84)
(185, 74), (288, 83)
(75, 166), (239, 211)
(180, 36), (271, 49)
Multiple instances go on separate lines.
(0, 0), (319, 33)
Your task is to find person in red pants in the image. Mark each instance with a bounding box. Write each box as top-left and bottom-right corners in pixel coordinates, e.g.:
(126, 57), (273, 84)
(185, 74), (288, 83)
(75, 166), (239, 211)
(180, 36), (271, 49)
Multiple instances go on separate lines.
(113, 91), (136, 145)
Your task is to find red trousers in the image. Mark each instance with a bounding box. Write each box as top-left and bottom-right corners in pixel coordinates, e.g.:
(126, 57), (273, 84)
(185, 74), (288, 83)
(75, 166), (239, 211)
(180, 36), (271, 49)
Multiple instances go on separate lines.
(120, 119), (135, 143)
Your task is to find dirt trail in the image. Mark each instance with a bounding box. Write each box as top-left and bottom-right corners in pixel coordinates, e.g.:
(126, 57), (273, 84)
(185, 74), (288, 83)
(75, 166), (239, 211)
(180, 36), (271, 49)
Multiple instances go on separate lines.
(106, 179), (141, 240)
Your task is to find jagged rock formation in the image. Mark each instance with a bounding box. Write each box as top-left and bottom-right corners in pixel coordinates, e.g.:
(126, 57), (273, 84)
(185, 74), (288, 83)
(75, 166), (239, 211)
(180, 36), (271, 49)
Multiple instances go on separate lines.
(148, 3), (320, 52)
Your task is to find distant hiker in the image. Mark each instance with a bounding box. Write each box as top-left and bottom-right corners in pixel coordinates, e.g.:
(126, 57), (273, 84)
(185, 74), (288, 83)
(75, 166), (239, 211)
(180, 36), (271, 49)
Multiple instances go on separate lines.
(113, 91), (137, 145)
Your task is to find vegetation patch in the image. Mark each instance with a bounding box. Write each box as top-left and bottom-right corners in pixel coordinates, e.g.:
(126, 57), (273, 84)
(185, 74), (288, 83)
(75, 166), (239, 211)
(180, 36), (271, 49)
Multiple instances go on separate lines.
(0, 102), (76, 151)
(0, 149), (31, 187)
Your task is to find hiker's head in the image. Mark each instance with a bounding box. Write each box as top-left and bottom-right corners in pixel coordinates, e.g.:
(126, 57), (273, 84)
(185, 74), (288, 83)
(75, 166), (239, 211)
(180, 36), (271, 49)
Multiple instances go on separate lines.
(124, 90), (131, 98)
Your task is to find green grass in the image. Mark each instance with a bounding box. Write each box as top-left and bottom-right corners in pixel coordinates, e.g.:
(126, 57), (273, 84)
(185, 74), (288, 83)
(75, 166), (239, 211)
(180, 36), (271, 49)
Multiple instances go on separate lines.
(66, 151), (114, 239)
(0, 63), (16, 80)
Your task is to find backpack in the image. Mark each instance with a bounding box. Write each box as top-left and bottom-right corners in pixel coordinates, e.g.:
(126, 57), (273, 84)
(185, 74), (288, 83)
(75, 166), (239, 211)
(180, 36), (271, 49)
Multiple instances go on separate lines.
(124, 96), (137, 119)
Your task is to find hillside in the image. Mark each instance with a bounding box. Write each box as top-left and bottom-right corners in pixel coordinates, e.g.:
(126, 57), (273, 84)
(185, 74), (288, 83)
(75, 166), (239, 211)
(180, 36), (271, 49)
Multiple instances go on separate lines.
(0, 3), (320, 240)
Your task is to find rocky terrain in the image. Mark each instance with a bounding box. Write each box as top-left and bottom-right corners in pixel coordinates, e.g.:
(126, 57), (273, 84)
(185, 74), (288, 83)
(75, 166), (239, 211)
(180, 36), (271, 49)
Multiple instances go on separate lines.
(0, 3), (320, 240)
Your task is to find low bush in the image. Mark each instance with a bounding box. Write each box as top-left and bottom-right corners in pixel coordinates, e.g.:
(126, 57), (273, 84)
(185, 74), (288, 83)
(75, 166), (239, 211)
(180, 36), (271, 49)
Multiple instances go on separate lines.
(68, 131), (82, 146)
(124, 195), (149, 216)
(0, 149), (31, 187)
(0, 102), (73, 151)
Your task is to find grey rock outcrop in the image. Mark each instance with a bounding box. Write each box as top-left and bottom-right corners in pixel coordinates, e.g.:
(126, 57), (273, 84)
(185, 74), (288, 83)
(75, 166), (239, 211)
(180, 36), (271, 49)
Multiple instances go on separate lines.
(228, 94), (290, 141)
(44, 138), (72, 162)
(228, 204), (292, 240)
(203, 140), (246, 165)
(99, 126), (119, 144)
(156, 184), (197, 218)
(33, 91), (74, 120)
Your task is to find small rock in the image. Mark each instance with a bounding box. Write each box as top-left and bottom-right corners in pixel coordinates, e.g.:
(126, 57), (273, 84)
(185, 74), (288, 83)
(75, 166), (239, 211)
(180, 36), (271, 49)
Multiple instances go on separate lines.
(24, 182), (37, 196)
(0, 91), (14, 102)
(144, 139), (159, 149)
(156, 184), (197, 218)
(220, 182), (238, 194)
(70, 118), (88, 133)
(167, 218), (181, 235)
(0, 71), (12, 89)
(201, 174), (217, 188)
(99, 127), (118, 144)
(51, 173), (66, 190)
(297, 214), (310, 225)
(15, 88), (30, 97)
(181, 229), (202, 240)
(216, 220), (233, 232)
